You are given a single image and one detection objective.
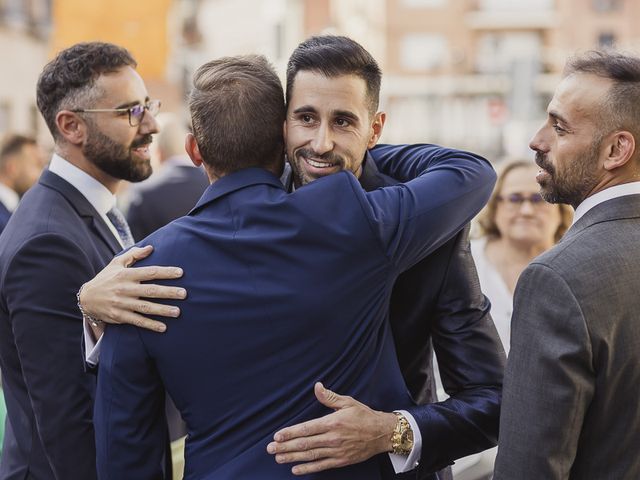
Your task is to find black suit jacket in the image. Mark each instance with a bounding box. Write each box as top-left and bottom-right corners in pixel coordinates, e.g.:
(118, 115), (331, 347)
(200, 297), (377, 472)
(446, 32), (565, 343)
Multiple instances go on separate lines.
(0, 169), (121, 479)
(126, 164), (209, 242)
(361, 148), (505, 480)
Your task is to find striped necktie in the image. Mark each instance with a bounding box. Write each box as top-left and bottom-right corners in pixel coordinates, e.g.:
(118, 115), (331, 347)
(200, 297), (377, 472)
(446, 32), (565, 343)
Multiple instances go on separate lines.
(106, 206), (134, 248)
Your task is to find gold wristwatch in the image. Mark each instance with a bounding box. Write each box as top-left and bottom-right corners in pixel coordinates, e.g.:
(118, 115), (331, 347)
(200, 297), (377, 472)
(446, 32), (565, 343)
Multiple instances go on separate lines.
(391, 412), (414, 455)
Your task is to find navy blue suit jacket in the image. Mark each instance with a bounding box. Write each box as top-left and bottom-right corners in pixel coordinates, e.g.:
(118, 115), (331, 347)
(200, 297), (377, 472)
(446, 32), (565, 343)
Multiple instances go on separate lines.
(0, 170), (121, 480)
(94, 145), (496, 479)
(360, 147), (505, 479)
(0, 202), (11, 234)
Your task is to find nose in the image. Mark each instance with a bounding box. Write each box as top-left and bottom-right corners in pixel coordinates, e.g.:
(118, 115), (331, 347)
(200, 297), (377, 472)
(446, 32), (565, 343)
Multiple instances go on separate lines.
(310, 122), (334, 155)
(139, 109), (159, 134)
(529, 122), (548, 154)
(519, 200), (535, 215)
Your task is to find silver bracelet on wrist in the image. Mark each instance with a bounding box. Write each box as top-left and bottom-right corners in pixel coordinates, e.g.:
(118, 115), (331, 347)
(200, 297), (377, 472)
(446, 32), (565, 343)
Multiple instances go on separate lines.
(76, 284), (103, 328)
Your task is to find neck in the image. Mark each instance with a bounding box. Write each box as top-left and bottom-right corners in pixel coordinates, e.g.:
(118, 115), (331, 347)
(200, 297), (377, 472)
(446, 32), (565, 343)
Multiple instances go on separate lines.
(492, 236), (551, 263)
(55, 146), (120, 194)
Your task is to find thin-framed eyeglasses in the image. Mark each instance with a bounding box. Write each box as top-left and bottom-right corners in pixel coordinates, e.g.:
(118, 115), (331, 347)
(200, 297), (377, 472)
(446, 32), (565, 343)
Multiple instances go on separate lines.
(497, 192), (547, 208)
(71, 99), (161, 127)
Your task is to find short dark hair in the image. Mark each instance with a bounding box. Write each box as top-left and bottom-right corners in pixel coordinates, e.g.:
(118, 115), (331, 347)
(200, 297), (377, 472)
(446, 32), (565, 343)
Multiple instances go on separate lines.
(286, 35), (382, 115)
(36, 42), (137, 141)
(189, 55), (285, 174)
(0, 134), (37, 168)
(564, 50), (640, 140)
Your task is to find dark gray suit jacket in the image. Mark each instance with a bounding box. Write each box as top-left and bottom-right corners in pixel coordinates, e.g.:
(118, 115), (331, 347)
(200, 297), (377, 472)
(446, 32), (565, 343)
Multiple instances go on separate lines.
(494, 193), (640, 479)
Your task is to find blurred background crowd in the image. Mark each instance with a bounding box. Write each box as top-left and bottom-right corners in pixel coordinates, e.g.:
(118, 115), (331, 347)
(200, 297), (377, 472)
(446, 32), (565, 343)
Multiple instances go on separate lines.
(1, 1), (639, 478)
(2, 0), (640, 160)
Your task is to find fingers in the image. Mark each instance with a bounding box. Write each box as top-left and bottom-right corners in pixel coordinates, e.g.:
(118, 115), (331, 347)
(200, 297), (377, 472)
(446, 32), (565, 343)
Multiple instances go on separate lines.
(129, 314), (168, 333)
(274, 446), (334, 464)
(126, 283), (187, 301)
(268, 431), (339, 456)
(273, 418), (328, 443)
(117, 245), (153, 267)
(133, 299), (180, 318)
(111, 311), (167, 333)
(129, 265), (184, 282)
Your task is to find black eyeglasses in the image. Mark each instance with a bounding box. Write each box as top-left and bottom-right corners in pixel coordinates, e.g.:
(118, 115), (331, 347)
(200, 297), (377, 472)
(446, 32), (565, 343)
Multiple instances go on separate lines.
(497, 192), (546, 207)
(71, 99), (161, 127)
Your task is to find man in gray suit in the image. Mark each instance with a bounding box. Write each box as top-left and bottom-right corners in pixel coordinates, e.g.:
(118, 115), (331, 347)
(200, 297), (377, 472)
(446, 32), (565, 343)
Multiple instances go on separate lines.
(493, 50), (640, 479)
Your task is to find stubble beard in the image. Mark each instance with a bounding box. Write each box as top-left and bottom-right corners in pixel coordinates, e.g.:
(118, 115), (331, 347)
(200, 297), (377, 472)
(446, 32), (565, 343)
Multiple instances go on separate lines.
(83, 124), (153, 183)
(536, 139), (601, 209)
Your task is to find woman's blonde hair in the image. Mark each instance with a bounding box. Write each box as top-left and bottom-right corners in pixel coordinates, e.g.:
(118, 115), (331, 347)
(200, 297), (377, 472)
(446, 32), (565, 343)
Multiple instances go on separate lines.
(476, 160), (573, 243)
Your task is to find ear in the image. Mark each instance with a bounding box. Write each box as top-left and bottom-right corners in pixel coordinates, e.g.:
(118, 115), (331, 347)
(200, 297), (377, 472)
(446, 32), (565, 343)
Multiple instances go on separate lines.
(55, 110), (86, 145)
(366, 111), (386, 149)
(283, 120), (288, 145)
(2, 156), (18, 180)
(185, 133), (203, 167)
(603, 131), (635, 171)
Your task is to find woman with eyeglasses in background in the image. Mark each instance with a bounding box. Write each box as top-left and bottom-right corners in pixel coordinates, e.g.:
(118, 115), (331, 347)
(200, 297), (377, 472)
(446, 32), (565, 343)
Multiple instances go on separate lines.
(472, 160), (573, 355)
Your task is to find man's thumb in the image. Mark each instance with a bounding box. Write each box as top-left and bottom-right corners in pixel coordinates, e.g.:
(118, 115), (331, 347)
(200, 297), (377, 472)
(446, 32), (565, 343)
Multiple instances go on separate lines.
(314, 382), (352, 410)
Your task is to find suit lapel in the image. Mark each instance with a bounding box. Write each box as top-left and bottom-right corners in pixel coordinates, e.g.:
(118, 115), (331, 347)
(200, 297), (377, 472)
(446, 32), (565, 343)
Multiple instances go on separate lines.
(358, 152), (399, 191)
(39, 170), (122, 255)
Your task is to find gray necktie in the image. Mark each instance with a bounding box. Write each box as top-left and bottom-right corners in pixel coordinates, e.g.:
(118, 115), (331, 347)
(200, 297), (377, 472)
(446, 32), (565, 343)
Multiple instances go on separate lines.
(106, 206), (134, 248)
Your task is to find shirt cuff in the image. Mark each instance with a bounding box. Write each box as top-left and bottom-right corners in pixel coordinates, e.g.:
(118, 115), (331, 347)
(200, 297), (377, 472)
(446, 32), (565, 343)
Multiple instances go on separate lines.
(388, 409), (421, 473)
(83, 319), (103, 366)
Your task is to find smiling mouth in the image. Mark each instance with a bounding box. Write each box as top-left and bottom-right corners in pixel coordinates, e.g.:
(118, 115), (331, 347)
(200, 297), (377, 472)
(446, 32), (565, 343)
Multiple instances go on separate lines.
(131, 144), (151, 157)
(304, 157), (337, 169)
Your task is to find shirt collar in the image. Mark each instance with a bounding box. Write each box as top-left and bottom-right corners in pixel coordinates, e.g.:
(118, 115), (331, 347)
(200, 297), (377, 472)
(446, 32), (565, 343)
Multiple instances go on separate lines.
(0, 182), (19, 212)
(48, 153), (116, 215)
(164, 154), (196, 168)
(572, 181), (640, 225)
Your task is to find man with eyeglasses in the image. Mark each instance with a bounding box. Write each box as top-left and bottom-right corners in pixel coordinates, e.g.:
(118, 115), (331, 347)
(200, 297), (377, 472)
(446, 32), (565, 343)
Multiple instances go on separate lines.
(0, 42), (161, 480)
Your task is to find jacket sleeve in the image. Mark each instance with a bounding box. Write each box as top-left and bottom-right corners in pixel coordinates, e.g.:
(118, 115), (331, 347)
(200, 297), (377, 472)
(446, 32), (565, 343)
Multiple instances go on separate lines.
(410, 227), (505, 474)
(365, 143), (496, 273)
(493, 263), (593, 479)
(94, 324), (166, 480)
(5, 233), (98, 479)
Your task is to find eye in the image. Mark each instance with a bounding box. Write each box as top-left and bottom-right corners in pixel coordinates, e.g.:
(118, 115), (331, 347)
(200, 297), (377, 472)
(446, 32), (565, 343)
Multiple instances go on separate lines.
(335, 118), (351, 127)
(552, 123), (566, 134)
(300, 114), (313, 124)
(129, 104), (145, 119)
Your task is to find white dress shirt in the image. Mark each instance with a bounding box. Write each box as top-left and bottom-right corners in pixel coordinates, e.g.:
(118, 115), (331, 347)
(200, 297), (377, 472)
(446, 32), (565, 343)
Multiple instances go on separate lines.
(470, 237), (512, 354)
(572, 181), (640, 225)
(0, 182), (20, 212)
(48, 154), (124, 247)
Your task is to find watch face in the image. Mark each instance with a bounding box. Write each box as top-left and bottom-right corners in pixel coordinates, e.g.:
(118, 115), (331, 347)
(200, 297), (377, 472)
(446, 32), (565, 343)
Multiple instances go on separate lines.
(402, 430), (414, 449)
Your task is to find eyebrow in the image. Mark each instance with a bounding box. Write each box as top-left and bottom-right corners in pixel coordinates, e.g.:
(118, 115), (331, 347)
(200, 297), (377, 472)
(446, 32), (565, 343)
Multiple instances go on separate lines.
(115, 97), (150, 109)
(333, 109), (360, 123)
(292, 105), (317, 115)
(549, 110), (571, 128)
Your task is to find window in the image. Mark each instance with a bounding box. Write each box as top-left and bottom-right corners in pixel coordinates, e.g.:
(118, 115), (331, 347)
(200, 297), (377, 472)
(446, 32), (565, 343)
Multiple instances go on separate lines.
(400, 34), (447, 71)
(592, 0), (622, 12)
(0, 102), (11, 136)
(477, 0), (554, 12)
(476, 32), (541, 74)
(598, 32), (616, 47)
(402, 0), (446, 7)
